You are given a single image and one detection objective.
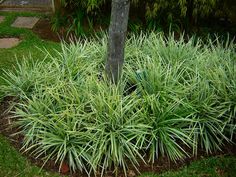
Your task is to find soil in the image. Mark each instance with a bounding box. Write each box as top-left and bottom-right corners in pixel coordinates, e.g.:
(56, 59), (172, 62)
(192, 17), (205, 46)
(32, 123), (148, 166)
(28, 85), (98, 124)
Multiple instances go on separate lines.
(0, 97), (235, 177)
(32, 18), (62, 42)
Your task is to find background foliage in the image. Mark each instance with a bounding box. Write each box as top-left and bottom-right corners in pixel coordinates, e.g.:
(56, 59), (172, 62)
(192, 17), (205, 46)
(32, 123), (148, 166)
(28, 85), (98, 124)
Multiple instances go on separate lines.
(52, 0), (236, 35)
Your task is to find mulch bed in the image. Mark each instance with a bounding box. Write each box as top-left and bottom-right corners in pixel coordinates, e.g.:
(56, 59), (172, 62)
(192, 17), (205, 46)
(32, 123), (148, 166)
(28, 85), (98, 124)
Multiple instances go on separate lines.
(32, 18), (62, 42)
(0, 97), (235, 177)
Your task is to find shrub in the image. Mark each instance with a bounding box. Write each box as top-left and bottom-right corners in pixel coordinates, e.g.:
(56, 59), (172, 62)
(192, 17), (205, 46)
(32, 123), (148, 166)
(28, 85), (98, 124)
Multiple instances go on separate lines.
(1, 33), (235, 175)
(52, 0), (236, 35)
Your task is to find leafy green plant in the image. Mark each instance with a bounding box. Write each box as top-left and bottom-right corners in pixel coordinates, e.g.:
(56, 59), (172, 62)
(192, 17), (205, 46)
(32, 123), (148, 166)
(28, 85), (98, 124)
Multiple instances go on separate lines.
(0, 57), (54, 100)
(67, 10), (86, 37)
(51, 10), (67, 32)
(1, 33), (235, 176)
(51, 0), (236, 37)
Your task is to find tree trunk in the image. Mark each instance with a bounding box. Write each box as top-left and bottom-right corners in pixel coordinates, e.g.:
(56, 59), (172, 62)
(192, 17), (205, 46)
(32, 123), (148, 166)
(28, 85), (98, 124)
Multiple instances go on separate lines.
(185, 0), (194, 32)
(53, 0), (61, 12)
(105, 0), (130, 84)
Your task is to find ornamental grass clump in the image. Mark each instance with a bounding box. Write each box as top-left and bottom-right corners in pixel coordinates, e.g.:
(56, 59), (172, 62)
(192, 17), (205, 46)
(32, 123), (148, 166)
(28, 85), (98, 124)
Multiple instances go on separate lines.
(1, 33), (235, 175)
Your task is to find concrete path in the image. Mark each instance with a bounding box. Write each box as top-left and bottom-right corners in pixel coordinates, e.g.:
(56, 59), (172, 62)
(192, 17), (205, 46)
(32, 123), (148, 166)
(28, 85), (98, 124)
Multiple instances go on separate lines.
(0, 0), (51, 7)
(0, 0), (53, 12)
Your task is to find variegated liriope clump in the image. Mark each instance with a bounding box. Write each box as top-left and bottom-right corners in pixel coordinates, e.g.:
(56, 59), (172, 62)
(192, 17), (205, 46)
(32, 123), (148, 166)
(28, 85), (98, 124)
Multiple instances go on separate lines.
(1, 33), (235, 176)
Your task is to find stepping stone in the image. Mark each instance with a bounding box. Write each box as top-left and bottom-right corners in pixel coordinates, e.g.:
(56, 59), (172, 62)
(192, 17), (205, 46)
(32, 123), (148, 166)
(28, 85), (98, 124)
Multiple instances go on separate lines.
(0, 38), (21, 49)
(11, 17), (39, 29)
(0, 16), (5, 23)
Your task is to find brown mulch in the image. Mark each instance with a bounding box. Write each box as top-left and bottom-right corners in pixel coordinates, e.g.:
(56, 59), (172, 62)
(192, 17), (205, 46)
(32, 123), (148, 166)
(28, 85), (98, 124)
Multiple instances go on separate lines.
(32, 18), (62, 43)
(0, 97), (235, 177)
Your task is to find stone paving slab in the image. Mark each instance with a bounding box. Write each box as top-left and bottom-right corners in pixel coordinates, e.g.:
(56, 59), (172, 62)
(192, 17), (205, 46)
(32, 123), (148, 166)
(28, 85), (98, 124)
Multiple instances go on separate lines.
(0, 38), (21, 49)
(0, 16), (5, 23)
(11, 16), (39, 29)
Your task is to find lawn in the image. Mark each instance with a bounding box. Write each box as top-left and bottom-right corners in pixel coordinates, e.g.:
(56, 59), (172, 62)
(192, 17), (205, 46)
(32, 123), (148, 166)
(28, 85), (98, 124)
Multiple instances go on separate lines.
(0, 12), (236, 177)
(0, 11), (60, 84)
(0, 134), (61, 177)
(140, 155), (236, 177)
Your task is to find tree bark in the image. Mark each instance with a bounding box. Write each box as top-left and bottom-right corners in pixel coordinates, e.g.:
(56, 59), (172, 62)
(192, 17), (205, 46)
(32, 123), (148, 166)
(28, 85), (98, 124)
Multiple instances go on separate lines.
(105, 0), (130, 84)
(186, 0), (194, 32)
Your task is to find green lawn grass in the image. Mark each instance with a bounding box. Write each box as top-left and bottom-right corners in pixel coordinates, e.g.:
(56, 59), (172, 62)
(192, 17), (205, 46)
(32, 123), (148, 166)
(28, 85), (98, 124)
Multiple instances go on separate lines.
(0, 11), (60, 84)
(0, 134), (61, 177)
(0, 11), (236, 177)
(140, 156), (236, 177)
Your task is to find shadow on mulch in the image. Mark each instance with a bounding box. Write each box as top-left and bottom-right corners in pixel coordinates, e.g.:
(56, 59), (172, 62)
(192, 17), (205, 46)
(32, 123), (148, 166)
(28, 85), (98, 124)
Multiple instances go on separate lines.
(32, 18), (62, 43)
(0, 97), (235, 177)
